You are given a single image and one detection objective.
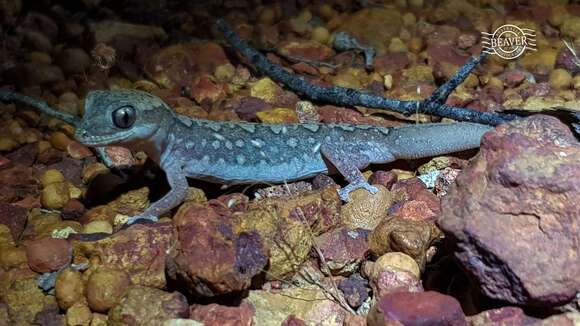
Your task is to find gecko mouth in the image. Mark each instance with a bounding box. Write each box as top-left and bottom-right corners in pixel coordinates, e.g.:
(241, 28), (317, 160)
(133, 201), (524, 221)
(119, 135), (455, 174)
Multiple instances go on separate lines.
(74, 129), (135, 146)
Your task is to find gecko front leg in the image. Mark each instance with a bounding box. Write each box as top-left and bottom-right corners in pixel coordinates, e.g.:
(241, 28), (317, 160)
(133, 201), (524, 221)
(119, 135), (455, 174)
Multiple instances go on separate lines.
(126, 161), (189, 225)
(321, 142), (395, 202)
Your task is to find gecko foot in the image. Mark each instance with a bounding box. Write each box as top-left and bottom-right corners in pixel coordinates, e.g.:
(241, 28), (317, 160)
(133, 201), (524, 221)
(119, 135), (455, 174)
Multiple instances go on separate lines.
(337, 181), (378, 202)
(125, 214), (158, 227)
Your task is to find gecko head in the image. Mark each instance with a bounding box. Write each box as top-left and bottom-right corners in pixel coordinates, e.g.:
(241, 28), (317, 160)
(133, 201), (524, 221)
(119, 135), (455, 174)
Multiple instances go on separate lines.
(74, 89), (175, 147)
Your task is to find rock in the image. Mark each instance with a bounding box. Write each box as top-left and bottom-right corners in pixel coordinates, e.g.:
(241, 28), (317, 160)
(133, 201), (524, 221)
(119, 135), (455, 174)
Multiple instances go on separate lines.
(34, 303), (65, 326)
(86, 267), (131, 313)
(71, 223), (174, 288)
(191, 75), (228, 104)
(368, 291), (467, 326)
(530, 313), (580, 325)
(556, 45), (580, 76)
(548, 68), (572, 90)
(190, 301), (254, 326)
(89, 20), (166, 44)
(5, 142), (38, 166)
(368, 216), (442, 270)
(80, 187), (149, 225)
(334, 8), (402, 55)
(341, 185), (394, 230)
(466, 306), (539, 325)
(144, 41), (228, 91)
(55, 48), (91, 76)
(279, 40), (334, 61)
(504, 71), (526, 88)
(370, 267), (423, 299)
(41, 182), (70, 210)
(255, 181), (312, 199)
(103, 146), (135, 169)
(369, 171), (397, 190)
(560, 16), (580, 39)
(26, 237), (71, 273)
(6, 62), (64, 87)
(23, 30), (53, 52)
(374, 52), (410, 75)
(2, 278), (57, 325)
(427, 44), (470, 67)
(364, 252), (421, 280)
(434, 168), (461, 197)
(235, 97), (273, 121)
(438, 115), (580, 306)
(0, 203), (28, 241)
(167, 201), (267, 296)
(61, 199), (86, 221)
(390, 189), (440, 222)
(256, 107), (299, 123)
(311, 26), (330, 44)
(318, 105), (393, 127)
(314, 228), (370, 276)
(66, 142), (92, 160)
(82, 220), (112, 234)
(66, 303), (92, 326)
(54, 268), (84, 310)
(250, 77), (285, 105)
(108, 285), (189, 325)
(248, 285), (348, 326)
(338, 273), (369, 308)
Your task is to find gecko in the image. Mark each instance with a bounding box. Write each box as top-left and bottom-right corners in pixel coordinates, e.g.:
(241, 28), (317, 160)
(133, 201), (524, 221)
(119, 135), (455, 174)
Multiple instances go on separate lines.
(72, 88), (492, 225)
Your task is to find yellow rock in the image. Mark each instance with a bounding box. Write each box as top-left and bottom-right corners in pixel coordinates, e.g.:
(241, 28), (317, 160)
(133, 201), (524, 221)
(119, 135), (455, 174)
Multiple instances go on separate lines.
(341, 185), (394, 230)
(561, 16), (580, 39)
(41, 182), (70, 210)
(0, 136), (19, 151)
(573, 75), (580, 89)
(214, 63), (235, 81)
(2, 278), (56, 324)
(389, 37), (407, 53)
(549, 6), (569, 27)
(371, 252), (421, 278)
(408, 37), (423, 54)
(41, 169), (65, 187)
(82, 163), (109, 184)
(55, 268), (84, 310)
(311, 26), (329, 44)
(50, 131), (73, 151)
(383, 74), (393, 89)
(400, 65), (434, 87)
(549, 68), (572, 90)
(250, 77), (282, 103)
(83, 220), (113, 234)
(68, 183), (82, 199)
(523, 96), (565, 111)
(332, 67), (367, 89)
(402, 12), (416, 26)
(392, 169), (415, 180)
(317, 4), (338, 21)
(0, 225), (14, 247)
(0, 245), (27, 269)
(256, 108), (299, 123)
(132, 80), (159, 92)
(418, 157), (452, 174)
(462, 73), (479, 89)
(66, 302), (92, 326)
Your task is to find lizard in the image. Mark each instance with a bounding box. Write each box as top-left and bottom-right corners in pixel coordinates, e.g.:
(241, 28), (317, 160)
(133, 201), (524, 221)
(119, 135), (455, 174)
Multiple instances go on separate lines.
(72, 88), (493, 225)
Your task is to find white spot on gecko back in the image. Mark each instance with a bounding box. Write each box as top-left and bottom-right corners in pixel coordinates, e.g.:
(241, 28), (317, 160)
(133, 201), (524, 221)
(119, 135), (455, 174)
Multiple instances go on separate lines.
(235, 139), (245, 147)
(239, 124), (256, 133)
(212, 140), (220, 149)
(251, 139), (265, 148)
(287, 138), (298, 147)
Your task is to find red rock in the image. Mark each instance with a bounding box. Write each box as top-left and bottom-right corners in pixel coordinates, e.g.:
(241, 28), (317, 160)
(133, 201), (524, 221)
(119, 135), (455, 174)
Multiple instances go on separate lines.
(26, 237), (71, 273)
(61, 199), (86, 220)
(34, 303), (64, 326)
(374, 52), (410, 75)
(392, 199), (438, 221)
(427, 44), (470, 67)
(391, 177), (428, 200)
(192, 75), (228, 104)
(466, 306), (539, 326)
(312, 174), (337, 190)
(438, 115), (580, 306)
(46, 157), (83, 187)
(368, 291), (467, 326)
(66, 141), (93, 159)
(281, 315), (307, 326)
(315, 228), (370, 276)
(338, 274), (369, 308)
(457, 33), (477, 50)
(318, 105), (396, 127)
(5, 143), (38, 167)
(104, 146), (135, 168)
(0, 165), (40, 203)
(291, 62), (319, 76)
(371, 268), (423, 298)
(36, 147), (64, 165)
(369, 171), (397, 190)
(0, 155), (13, 170)
(190, 301), (254, 326)
(504, 71), (526, 88)
(71, 223), (174, 288)
(167, 201), (267, 296)
(0, 203), (28, 241)
(425, 25), (461, 48)
(236, 97), (274, 121)
(556, 45), (580, 76)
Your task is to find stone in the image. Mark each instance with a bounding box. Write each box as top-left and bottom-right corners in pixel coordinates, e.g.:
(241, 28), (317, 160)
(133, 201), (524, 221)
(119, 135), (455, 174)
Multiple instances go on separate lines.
(2, 277), (57, 324)
(71, 223), (174, 289)
(341, 185), (394, 230)
(54, 268), (84, 310)
(549, 68), (572, 90)
(65, 302), (91, 326)
(248, 285), (348, 326)
(167, 200), (267, 296)
(369, 171), (397, 190)
(504, 71), (526, 88)
(338, 273), (369, 308)
(315, 228), (370, 276)
(368, 291), (467, 326)
(80, 187), (149, 225)
(108, 285), (189, 325)
(236, 97), (274, 121)
(0, 203), (28, 242)
(256, 107), (299, 123)
(86, 267), (131, 313)
(466, 306), (539, 326)
(190, 301), (254, 326)
(365, 252), (421, 280)
(438, 115), (580, 306)
(55, 48), (91, 76)
(26, 237), (71, 273)
(368, 216), (442, 270)
(370, 267), (423, 299)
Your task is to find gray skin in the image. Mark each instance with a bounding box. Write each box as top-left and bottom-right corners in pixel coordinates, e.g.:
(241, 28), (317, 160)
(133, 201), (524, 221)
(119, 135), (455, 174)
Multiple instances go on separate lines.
(75, 89), (492, 224)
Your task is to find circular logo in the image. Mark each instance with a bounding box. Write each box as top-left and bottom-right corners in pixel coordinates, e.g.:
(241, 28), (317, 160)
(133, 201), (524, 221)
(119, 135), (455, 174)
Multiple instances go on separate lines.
(490, 24), (528, 59)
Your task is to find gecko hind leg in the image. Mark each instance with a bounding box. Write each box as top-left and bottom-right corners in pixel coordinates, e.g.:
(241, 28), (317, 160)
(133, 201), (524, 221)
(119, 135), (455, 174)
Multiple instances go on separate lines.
(321, 144), (392, 202)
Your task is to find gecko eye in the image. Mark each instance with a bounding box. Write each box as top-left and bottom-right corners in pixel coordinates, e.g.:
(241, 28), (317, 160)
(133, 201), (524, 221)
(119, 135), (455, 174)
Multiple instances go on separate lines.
(112, 105), (136, 129)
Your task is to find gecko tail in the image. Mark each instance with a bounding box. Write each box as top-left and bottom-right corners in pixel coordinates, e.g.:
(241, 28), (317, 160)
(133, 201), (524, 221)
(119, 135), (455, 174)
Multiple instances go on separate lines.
(0, 90), (81, 127)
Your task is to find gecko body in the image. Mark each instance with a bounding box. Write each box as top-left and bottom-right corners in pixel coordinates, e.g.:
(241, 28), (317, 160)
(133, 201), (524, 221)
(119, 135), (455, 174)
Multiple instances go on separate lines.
(74, 89), (492, 224)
